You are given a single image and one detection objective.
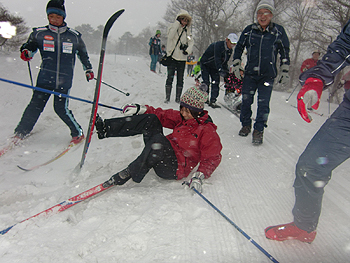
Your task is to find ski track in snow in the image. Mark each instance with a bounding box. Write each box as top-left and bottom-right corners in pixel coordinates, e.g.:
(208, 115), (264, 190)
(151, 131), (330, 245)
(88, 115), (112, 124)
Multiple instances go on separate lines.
(0, 53), (350, 262)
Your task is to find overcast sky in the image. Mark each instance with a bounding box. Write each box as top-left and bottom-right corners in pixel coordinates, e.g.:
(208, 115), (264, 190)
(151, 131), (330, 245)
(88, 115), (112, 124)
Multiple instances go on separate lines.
(2, 0), (170, 39)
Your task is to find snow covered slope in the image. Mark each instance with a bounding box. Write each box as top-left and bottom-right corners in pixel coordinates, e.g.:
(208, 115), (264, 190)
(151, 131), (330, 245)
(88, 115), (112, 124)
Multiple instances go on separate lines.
(0, 52), (349, 262)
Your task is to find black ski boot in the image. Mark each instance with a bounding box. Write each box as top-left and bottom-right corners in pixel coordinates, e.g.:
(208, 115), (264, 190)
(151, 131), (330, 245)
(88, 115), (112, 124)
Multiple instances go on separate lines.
(102, 168), (131, 188)
(95, 114), (106, 139)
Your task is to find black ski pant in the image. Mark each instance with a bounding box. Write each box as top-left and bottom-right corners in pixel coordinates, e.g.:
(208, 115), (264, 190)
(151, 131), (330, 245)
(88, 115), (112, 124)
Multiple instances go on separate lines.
(104, 114), (178, 183)
(15, 87), (82, 137)
(292, 97), (350, 232)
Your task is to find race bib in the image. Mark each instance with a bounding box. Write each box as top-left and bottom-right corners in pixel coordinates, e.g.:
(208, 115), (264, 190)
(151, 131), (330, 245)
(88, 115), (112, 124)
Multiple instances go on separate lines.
(62, 42), (73, 54)
(43, 40), (54, 52)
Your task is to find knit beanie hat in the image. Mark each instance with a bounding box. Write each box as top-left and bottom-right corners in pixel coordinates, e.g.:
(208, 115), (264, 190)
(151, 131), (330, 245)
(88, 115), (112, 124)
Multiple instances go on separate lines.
(180, 84), (209, 112)
(256, 0), (275, 14)
(46, 0), (66, 19)
(156, 29), (161, 35)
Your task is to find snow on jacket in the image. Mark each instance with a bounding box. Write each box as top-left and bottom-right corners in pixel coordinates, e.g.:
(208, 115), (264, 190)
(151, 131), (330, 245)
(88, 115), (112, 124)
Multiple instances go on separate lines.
(149, 35), (161, 55)
(21, 23), (92, 90)
(300, 19), (350, 88)
(201, 40), (232, 73)
(233, 22), (290, 78)
(166, 9), (194, 61)
(144, 106), (222, 180)
(300, 58), (318, 73)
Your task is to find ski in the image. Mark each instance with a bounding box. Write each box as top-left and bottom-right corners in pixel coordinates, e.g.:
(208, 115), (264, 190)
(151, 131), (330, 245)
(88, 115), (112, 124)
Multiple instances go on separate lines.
(17, 138), (85, 171)
(219, 102), (241, 118)
(0, 182), (114, 235)
(78, 9), (125, 170)
(0, 136), (22, 157)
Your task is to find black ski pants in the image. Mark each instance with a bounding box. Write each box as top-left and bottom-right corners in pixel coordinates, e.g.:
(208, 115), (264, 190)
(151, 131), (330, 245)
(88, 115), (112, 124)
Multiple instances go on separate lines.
(293, 96), (350, 232)
(104, 114), (178, 183)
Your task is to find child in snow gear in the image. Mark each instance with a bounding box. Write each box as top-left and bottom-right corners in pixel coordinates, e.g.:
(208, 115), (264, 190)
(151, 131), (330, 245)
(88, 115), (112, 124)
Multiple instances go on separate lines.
(158, 45), (166, 73)
(96, 84), (222, 192)
(165, 9), (194, 103)
(15, 0), (93, 144)
(224, 68), (244, 113)
(149, 30), (161, 73)
(233, 0), (290, 145)
(186, 52), (195, 76)
(200, 33), (238, 108)
(265, 17), (350, 244)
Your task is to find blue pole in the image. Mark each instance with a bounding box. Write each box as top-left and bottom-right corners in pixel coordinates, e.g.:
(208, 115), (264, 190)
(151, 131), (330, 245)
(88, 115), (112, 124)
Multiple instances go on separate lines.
(0, 77), (122, 112)
(189, 185), (279, 263)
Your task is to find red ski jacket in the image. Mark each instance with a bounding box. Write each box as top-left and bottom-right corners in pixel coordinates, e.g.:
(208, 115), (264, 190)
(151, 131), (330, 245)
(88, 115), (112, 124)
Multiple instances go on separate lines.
(145, 106), (222, 180)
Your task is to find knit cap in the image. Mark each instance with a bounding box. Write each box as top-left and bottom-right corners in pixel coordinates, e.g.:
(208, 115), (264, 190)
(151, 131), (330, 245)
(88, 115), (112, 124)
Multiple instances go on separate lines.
(46, 0), (66, 19)
(256, 0), (275, 14)
(180, 84), (209, 112)
(156, 29), (161, 35)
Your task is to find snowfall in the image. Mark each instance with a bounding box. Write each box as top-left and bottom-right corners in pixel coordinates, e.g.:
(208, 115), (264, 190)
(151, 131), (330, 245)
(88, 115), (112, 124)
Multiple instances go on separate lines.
(0, 49), (350, 263)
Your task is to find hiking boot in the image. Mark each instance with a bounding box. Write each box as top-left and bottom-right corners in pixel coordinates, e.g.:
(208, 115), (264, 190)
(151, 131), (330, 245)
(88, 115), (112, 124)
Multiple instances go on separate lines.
(209, 102), (221, 108)
(238, 126), (251, 136)
(252, 129), (263, 145)
(102, 168), (131, 188)
(265, 222), (317, 243)
(70, 134), (85, 145)
(95, 114), (106, 139)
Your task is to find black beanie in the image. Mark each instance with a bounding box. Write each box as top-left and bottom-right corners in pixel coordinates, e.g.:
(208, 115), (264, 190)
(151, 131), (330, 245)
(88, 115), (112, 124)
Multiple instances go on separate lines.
(46, 0), (66, 19)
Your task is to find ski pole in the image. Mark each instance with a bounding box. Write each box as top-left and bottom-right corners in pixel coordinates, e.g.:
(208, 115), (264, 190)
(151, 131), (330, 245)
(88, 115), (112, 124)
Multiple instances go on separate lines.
(183, 182), (279, 263)
(286, 84), (300, 102)
(27, 61), (33, 86)
(94, 77), (130, 96)
(0, 77), (122, 112)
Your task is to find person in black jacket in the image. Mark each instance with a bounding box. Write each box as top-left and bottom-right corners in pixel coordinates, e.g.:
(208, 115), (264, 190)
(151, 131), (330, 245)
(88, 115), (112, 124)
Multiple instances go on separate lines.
(200, 33), (238, 108)
(15, 0), (93, 145)
(232, 0), (290, 145)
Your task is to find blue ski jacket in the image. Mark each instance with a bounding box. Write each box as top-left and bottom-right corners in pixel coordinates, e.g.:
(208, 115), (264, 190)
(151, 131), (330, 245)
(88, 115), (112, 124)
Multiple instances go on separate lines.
(200, 40), (232, 74)
(300, 19), (350, 88)
(233, 22), (290, 78)
(21, 23), (92, 91)
(149, 35), (161, 55)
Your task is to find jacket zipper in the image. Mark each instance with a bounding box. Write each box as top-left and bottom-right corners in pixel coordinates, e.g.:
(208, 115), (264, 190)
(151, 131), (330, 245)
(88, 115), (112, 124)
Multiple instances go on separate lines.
(56, 29), (61, 90)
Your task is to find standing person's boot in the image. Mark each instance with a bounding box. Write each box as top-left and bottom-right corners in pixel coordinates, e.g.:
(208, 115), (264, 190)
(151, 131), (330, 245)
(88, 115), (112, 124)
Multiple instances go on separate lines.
(175, 86), (183, 103)
(238, 125), (251, 136)
(252, 129), (264, 145)
(164, 85), (171, 103)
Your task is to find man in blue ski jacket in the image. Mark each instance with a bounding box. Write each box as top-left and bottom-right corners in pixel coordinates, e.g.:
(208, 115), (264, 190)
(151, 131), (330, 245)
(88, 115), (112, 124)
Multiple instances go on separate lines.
(149, 30), (161, 73)
(200, 33), (238, 108)
(232, 0), (290, 145)
(265, 18), (350, 243)
(15, 0), (93, 144)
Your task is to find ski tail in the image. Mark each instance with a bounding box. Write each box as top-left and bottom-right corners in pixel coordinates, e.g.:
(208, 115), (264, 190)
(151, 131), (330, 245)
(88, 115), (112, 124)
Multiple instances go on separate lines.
(0, 183), (113, 235)
(78, 9), (125, 169)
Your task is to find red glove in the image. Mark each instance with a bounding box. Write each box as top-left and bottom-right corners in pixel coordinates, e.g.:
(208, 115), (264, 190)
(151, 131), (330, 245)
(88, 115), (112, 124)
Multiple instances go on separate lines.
(85, 70), (94, 82)
(20, 49), (32, 61)
(297, 77), (323, 123)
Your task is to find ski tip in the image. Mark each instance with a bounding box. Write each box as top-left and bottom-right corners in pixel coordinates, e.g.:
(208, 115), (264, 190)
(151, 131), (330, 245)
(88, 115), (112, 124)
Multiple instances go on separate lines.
(17, 165), (31, 172)
(0, 225), (14, 235)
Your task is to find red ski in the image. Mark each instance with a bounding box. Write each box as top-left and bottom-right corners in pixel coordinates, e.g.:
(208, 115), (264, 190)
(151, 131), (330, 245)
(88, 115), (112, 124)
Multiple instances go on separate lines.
(0, 182), (114, 235)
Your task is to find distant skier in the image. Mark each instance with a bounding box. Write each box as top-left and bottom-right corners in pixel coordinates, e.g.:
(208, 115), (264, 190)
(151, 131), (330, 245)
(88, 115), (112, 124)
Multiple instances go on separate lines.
(15, 0), (93, 144)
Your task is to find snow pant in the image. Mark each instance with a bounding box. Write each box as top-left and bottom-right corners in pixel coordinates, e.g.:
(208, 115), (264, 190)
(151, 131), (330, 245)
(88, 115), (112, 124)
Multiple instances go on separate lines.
(150, 54), (158, 71)
(104, 114), (178, 183)
(240, 75), (274, 132)
(15, 87), (82, 137)
(165, 60), (186, 101)
(201, 63), (220, 103)
(187, 64), (193, 76)
(292, 97), (350, 232)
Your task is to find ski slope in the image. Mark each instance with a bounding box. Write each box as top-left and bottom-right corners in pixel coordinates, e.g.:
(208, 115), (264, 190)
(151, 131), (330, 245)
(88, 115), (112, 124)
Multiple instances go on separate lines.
(0, 52), (349, 262)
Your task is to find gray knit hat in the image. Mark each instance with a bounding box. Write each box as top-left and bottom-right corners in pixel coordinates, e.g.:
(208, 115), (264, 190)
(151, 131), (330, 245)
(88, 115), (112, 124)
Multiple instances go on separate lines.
(180, 84), (209, 112)
(256, 0), (275, 14)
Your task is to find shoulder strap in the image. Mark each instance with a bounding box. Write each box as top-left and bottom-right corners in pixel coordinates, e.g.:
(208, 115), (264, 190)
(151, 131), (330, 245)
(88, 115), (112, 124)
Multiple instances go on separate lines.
(169, 27), (185, 56)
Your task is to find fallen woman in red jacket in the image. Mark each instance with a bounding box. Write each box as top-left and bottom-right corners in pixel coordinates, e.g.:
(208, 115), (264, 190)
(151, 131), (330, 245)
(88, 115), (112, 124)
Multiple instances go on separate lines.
(95, 84), (222, 193)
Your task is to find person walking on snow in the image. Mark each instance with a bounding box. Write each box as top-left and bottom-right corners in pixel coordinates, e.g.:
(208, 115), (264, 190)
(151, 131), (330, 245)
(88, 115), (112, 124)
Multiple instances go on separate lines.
(165, 9), (194, 103)
(300, 50), (320, 73)
(15, 0), (93, 145)
(95, 84), (222, 193)
(265, 18), (350, 244)
(200, 33), (238, 108)
(232, 0), (290, 145)
(149, 30), (162, 73)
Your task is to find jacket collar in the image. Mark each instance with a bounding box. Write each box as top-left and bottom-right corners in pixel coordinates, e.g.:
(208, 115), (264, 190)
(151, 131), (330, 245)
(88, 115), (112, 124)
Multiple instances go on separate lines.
(253, 22), (274, 32)
(48, 23), (67, 34)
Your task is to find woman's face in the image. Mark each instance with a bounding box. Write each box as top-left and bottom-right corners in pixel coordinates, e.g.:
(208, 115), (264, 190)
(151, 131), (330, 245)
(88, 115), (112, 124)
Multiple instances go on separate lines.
(180, 107), (194, 120)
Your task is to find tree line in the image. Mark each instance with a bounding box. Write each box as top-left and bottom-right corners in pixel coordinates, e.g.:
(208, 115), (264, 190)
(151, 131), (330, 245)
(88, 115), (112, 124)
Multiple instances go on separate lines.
(1, 1), (349, 100)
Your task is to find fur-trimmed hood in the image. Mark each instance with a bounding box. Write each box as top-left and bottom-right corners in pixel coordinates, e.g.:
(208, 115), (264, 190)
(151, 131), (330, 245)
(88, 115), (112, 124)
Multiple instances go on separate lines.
(175, 9), (192, 27)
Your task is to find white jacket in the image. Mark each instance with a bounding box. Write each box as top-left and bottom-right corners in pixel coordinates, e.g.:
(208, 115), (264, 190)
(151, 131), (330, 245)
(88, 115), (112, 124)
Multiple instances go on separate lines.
(166, 9), (194, 61)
